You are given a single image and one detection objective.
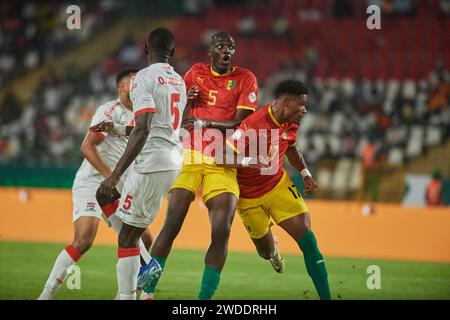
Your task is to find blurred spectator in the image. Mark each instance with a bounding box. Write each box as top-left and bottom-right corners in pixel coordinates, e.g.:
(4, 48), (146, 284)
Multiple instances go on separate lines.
(383, 0), (396, 15)
(428, 80), (450, 113)
(0, 1), (124, 85)
(393, 0), (416, 16)
(298, 8), (322, 21)
(0, 0), (449, 170)
(333, 0), (354, 17)
(237, 15), (256, 38)
(0, 90), (21, 125)
(361, 135), (378, 169)
(359, 135), (383, 202)
(182, 0), (208, 16)
(271, 14), (292, 39)
(340, 132), (357, 158)
(118, 37), (143, 67)
(440, 0), (450, 17)
(426, 169), (444, 206)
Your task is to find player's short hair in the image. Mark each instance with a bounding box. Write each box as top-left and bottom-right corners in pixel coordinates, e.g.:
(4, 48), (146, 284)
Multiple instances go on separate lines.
(116, 68), (138, 87)
(147, 27), (175, 56)
(274, 80), (308, 98)
(208, 31), (234, 48)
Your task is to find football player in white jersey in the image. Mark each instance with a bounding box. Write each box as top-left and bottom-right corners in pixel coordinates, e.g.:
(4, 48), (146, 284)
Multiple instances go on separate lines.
(37, 69), (153, 300)
(97, 28), (187, 300)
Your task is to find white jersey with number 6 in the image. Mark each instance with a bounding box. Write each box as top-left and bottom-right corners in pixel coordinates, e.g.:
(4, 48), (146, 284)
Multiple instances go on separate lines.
(130, 62), (187, 174)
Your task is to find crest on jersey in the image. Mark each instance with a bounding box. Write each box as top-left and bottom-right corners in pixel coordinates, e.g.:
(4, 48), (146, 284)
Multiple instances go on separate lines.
(249, 92), (257, 103)
(227, 80), (235, 90)
(282, 132), (288, 140)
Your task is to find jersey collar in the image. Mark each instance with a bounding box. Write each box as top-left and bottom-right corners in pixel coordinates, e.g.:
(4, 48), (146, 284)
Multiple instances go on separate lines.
(210, 66), (237, 77)
(268, 104), (282, 127)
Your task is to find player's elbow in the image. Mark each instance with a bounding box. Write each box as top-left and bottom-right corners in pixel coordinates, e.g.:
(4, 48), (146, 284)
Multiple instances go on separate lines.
(80, 142), (87, 156)
(80, 141), (93, 157)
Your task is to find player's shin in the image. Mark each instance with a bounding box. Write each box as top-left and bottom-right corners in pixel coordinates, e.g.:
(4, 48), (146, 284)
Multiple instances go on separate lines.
(109, 214), (151, 265)
(117, 247), (140, 300)
(37, 245), (82, 300)
(297, 231), (331, 300)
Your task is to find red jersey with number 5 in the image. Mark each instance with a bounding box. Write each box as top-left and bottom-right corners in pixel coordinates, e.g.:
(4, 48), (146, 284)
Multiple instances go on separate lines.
(183, 63), (258, 155)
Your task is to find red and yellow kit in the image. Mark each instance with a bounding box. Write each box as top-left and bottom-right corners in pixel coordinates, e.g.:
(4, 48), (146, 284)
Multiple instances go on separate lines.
(226, 104), (308, 239)
(226, 104), (298, 198)
(183, 63), (258, 157)
(171, 63), (258, 204)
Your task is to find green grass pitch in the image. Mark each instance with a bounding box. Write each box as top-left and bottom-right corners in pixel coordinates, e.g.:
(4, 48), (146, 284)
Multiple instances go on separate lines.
(0, 241), (449, 300)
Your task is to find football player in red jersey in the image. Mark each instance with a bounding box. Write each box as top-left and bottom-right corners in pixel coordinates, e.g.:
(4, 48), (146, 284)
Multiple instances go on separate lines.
(224, 80), (331, 300)
(145, 32), (259, 300)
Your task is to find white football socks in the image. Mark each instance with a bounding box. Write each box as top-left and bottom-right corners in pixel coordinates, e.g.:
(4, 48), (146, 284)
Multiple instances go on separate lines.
(117, 248), (140, 300)
(37, 245), (81, 300)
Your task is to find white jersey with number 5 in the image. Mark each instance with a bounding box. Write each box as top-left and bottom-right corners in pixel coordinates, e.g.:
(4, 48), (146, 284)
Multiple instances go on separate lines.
(130, 62), (187, 174)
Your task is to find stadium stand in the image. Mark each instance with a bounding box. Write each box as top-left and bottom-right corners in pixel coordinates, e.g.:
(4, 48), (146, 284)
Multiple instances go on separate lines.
(0, 1), (125, 86)
(0, 0), (449, 203)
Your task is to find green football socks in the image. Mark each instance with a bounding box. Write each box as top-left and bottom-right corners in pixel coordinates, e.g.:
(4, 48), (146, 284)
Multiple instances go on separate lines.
(298, 231), (332, 300)
(198, 265), (221, 300)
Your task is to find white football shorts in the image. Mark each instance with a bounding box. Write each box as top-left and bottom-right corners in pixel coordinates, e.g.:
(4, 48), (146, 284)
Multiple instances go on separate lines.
(116, 169), (180, 229)
(72, 175), (126, 222)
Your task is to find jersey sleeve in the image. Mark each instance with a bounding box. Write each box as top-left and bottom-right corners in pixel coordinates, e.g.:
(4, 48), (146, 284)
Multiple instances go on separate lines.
(236, 72), (258, 111)
(183, 65), (196, 90)
(286, 125), (299, 147)
(130, 71), (156, 117)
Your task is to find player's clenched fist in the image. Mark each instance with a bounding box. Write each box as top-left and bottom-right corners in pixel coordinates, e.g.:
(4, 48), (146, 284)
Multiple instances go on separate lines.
(187, 85), (199, 103)
(98, 174), (120, 197)
(89, 121), (114, 134)
(303, 176), (318, 195)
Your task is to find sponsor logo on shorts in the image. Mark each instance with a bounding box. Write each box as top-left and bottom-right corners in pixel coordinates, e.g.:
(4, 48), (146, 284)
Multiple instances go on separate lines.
(86, 202), (96, 212)
(119, 208), (131, 216)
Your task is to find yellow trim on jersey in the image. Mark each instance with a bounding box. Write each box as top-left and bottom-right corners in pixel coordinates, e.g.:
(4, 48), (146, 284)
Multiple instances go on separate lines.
(288, 142), (297, 147)
(210, 66), (237, 77)
(236, 105), (256, 111)
(225, 140), (240, 154)
(268, 105), (282, 127)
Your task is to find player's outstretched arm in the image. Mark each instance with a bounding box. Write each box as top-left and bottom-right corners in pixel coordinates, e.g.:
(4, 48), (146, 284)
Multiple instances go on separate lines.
(205, 108), (254, 131)
(81, 131), (112, 178)
(184, 108), (254, 131)
(286, 146), (318, 195)
(213, 142), (269, 169)
(90, 121), (134, 137)
(98, 113), (153, 196)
